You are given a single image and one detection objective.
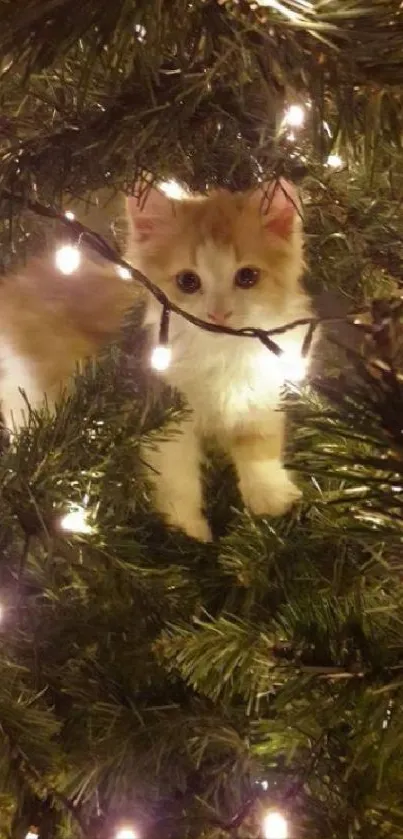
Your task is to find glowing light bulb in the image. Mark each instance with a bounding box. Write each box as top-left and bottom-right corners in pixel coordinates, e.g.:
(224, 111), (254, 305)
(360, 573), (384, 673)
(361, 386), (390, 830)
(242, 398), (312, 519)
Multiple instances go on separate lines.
(283, 104), (305, 128)
(151, 345), (172, 372)
(326, 153), (343, 169)
(55, 244), (81, 275)
(279, 348), (308, 383)
(263, 811), (288, 839)
(116, 264), (132, 280)
(60, 506), (94, 535)
(254, 344), (308, 390)
(134, 23), (146, 42)
(64, 210), (75, 220)
(159, 179), (187, 200)
(115, 827), (138, 839)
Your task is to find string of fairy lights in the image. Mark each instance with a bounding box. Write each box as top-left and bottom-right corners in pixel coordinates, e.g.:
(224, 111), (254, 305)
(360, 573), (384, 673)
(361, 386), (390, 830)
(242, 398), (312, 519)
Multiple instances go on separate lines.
(111, 813), (288, 839)
(3, 102), (346, 839)
(25, 807), (288, 839)
(0, 98), (348, 549)
(10, 104), (359, 567)
(27, 95), (345, 382)
(51, 200), (318, 376)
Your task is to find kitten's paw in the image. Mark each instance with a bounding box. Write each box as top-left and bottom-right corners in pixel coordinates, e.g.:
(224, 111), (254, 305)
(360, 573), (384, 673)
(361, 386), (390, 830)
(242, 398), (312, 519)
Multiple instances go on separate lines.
(163, 508), (212, 542)
(239, 460), (301, 518)
(182, 514), (213, 542)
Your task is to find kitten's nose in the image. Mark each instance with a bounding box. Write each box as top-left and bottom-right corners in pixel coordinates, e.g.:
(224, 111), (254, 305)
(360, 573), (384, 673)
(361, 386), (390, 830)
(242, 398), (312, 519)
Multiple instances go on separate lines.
(207, 310), (233, 325)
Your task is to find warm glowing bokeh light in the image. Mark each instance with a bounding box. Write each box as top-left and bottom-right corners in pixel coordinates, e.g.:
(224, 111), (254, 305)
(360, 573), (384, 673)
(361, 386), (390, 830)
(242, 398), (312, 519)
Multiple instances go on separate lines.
(326, 153), (343, 169)
(283, 104), (305, 128)
(60, 506), (94, 535)
(159, 179), (187, 200)
(262, 811), (288, 839)
(115, 827), (138, 839)
(151, 345), (172, 372)
(116, 264), (132, 280)
(278, 348), (308, 383)
(55, 244), (81, 275)
(134, 23), (146, 42)
(254, 344), (308, 388)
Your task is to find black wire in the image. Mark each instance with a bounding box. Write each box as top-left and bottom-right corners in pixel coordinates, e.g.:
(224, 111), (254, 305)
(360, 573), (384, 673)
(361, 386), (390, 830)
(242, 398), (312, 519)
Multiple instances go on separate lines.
(0, 190), (372, 361)
(158, 305), (171, 345)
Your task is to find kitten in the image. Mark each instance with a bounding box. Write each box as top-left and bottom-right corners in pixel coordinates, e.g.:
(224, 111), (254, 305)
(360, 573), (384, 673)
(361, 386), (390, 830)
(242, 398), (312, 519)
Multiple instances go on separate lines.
(0, 180), (313, 542)
(126, 179), (314, 541)
(0, 257), (138, 427)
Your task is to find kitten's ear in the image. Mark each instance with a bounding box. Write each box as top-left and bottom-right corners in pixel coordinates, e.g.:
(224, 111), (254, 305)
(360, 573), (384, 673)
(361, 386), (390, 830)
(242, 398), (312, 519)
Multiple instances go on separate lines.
(126, 186), (179, 244)
(252, 178), (301, 240)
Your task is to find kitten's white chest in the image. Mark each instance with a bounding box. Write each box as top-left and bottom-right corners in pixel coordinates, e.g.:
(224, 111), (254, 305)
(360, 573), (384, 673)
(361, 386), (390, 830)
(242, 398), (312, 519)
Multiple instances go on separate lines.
(165, 332), (283, 436)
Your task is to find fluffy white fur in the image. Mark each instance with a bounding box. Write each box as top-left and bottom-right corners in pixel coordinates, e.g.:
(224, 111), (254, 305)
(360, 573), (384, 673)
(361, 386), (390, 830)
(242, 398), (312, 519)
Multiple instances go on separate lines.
(126, 180), (314, 540)
(0, 180), (313, 541)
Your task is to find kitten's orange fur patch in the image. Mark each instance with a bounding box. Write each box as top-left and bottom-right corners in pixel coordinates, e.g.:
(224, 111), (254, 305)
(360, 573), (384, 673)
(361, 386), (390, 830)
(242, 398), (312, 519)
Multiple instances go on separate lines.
(0, 257), (139, 397)
(126, 186), (304, 323)
(0, 181), (313, 539)
(125, 181), (313, 538)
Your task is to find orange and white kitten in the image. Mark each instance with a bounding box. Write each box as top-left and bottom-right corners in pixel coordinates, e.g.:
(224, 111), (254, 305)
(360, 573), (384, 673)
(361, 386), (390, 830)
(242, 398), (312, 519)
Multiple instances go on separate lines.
(126, 179), (313, 541)
(0, 180), (312, 541)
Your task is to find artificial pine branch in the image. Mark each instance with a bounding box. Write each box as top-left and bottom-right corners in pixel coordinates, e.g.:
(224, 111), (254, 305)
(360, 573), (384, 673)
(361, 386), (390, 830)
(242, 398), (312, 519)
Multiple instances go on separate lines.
(2, 2), (403, 838)
(0, 0), (403, 221)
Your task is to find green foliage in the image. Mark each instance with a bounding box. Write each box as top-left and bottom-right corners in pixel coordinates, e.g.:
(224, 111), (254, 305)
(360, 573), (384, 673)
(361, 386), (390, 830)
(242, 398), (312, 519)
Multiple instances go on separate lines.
(1, 2), (403, 839)
(2, 317), (403, 838)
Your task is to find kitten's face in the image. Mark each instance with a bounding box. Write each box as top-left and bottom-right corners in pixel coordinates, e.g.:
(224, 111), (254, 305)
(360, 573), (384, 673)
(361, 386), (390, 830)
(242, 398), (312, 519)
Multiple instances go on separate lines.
(126, 180), (304, 332)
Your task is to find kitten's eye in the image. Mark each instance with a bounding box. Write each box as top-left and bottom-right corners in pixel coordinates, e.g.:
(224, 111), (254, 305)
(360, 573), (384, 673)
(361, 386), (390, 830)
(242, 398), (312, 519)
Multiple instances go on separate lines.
(175, 270), (201, 294)
(234, 266), (260, 289)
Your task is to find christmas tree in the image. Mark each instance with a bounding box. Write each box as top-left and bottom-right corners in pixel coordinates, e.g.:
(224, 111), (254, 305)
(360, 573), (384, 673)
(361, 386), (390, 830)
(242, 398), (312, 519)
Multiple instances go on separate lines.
(1, 1), (403, 838)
